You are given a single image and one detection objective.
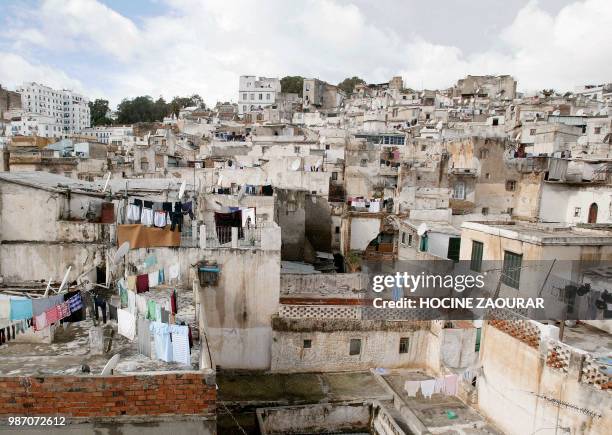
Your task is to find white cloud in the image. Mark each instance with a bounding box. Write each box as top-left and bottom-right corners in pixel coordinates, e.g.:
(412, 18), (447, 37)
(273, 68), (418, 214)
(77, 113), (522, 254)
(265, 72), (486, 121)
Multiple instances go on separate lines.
(1, 0), (611, 105)
(0, 51), (85, 91)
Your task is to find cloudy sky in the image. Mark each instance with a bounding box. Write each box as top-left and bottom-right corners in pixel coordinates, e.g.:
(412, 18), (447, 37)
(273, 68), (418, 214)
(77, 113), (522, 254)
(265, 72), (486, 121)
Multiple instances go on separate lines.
(1, 0), (610, 107)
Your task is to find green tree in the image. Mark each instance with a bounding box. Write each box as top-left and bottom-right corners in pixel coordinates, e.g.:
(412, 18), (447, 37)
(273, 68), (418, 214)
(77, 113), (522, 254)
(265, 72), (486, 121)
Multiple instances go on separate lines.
(89, 99), (113, 126)
(169, 94), (206, 117)
(280, 76), (304, 97)
(337, 76), (366, 94)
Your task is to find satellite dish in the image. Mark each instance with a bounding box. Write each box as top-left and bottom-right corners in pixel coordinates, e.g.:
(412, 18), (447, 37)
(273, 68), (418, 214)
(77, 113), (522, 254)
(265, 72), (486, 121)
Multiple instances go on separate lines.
(515, 133), (521, 141)
(291, 159), (301, 171)
(101, 172), (111, 193)
(576, 109), (585, 116)
(552, 110), (560, 116)
(217, 174), (223, 186)
(57, 266), (72, 293)
(114, 242), (130, 265)
(417, 223), (428, 236)
(178, 180), (186, 200)
(101, 354), (120, 375)
(435, 121), (443, 130)
(315, 159), (322, 169)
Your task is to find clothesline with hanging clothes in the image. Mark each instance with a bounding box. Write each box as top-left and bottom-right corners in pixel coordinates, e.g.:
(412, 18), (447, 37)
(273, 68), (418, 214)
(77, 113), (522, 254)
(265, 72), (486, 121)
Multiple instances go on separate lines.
(115, 272), (192, 366)
(0, 291), (86, 344)
(126, 198), (195, 231)
(404, 374), (459, 399)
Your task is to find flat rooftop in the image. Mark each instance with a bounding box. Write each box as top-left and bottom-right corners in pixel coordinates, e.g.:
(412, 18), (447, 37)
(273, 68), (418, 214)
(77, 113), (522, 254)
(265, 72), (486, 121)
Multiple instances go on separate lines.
(462, 221), (612, 245)
(382, 369), (502, 434)
(0, 286), (198, 376)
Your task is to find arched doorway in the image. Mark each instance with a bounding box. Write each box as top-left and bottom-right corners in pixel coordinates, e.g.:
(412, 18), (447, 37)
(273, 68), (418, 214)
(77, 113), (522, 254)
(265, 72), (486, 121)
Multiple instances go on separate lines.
(588, 203), (598, 224)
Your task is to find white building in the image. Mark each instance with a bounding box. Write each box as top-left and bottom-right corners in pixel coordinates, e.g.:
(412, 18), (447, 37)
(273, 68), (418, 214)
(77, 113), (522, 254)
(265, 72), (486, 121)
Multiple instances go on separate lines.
(10, 113), (62, 138)
(238, 76), (281, 115)
(81, 126), (134, 146)
(16, 82), (90, 135)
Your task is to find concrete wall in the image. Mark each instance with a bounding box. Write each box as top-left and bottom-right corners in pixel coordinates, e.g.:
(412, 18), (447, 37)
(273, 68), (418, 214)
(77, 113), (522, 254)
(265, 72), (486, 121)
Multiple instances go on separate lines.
(477, 323), (611, 435)
(539, 183), (612, 224)
(275, 189), (306, 260)
(199, 249), (281, 370)
(258, 402), (370, 435)
(349, 216), (380, 251)
(271, 319), (438, 373)
(440, 327), (477, 368)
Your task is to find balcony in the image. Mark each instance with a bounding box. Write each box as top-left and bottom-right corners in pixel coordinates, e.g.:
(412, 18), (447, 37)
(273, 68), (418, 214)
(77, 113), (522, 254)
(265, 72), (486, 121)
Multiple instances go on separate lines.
(449, 167), (477, 176)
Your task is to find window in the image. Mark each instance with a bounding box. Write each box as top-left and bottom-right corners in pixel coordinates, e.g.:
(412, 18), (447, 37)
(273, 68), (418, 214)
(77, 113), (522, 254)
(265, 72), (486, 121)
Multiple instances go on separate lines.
(479, 149), (489, 159)
(470, 241), (483, 272)
(360, 159), (368, 167)
(303, 339), (312, 349)
(266, 93), (270, 100)
(331, 172), (338, 181)
(408, 234), (413, 246)
(492, 118), (499, 126)
(250, 94), (254, 100)
(453, 182), (465, 200)
(485, 173), (490, 179)
(243, 105), (246, 112)
(335, 226), (340, 234)
(401, 232), (406, 244)
(506, 180), (517, 191)
(399, 337), (409, 354)
(530, 128), (536, 135)
(481, 207), (489, 215)
(594, 127), (602, 134)
(294, 146), (300, 154)
(421, 145), (426, 151)
(242, 93), (247, 100)
(349, 338), (361, 355)
(325, 144), (330, 150)
(502, 251), (522, 289)
(507, 207), (514, 215)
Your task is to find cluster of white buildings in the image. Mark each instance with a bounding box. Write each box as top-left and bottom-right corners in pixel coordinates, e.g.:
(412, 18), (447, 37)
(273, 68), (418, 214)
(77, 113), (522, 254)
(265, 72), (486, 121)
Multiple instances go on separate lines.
(7, 82), (90, 138)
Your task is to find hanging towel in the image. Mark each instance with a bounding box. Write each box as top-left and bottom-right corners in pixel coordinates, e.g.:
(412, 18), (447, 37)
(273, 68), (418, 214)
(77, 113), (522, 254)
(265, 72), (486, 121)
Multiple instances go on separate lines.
(434, 377), (445, 394)
(117, 308), (136, 340)
(10, 299), (33, 321)
(169, 324), (190, 365)
(32, 294), (64, 317)
(443, 374), (458, 396)
(161, 308), (169, 323)
(136, 274), (149, 293)
(155, 304), (162, 322)
(169, 264), (180, 281)
(141, 208), (154, 226)
(170, 289), (177, 315)
(158, 268), (165, 284)
(148, 270), (160, 288)
(34, 312), (47, 331)
(144, 255), (157, 268)
(126, 290), (136, 315)
(57, 302), (71, 320)
(120, 287), (128, 308)
(127, 203), (141, 222)
(150, 321), (173, 362)
(45, 305), (60, 325)
(127, 275), (137, 291)
(137, 317), (151, 357)
(136, 294), (148, 317)
(420, 379), (436, 399)
(404, 380), (421, 397)
(147, 300), (157, 321)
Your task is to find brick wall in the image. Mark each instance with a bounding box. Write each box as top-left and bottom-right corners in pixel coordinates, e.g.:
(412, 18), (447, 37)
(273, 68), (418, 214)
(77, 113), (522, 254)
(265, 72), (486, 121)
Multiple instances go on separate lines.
(0, 372), (216, 418)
